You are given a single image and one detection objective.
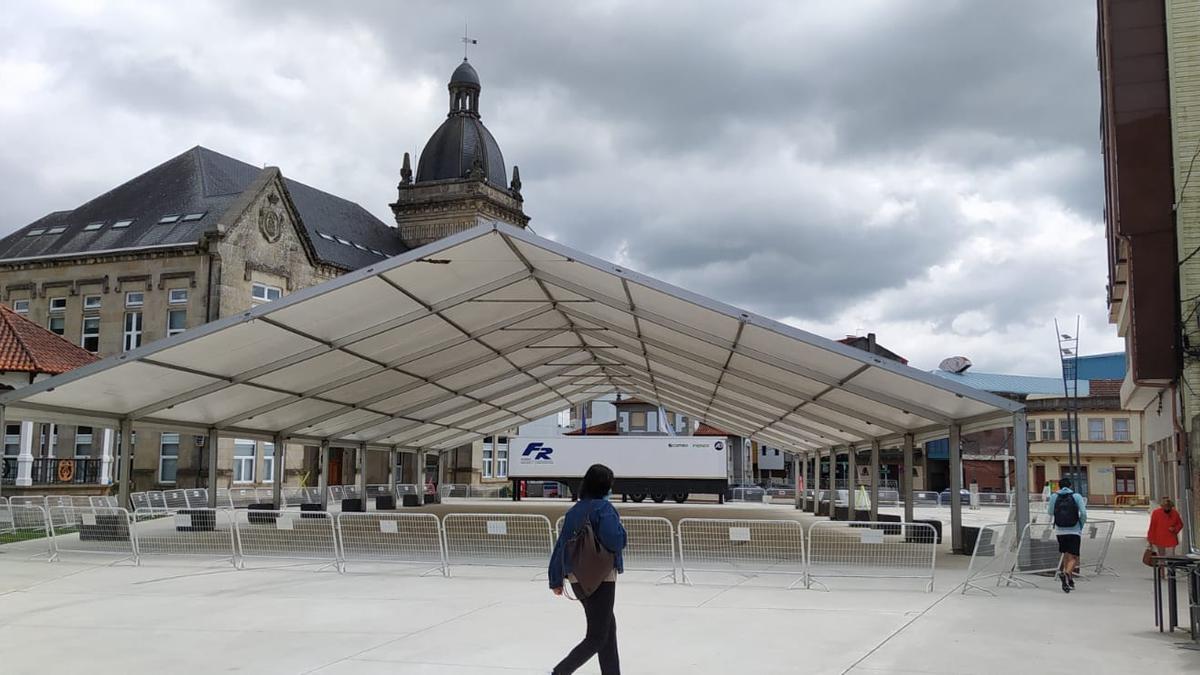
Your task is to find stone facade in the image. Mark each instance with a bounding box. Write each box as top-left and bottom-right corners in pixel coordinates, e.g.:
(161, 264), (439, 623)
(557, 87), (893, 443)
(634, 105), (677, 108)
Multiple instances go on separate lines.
(392, 174), (529, 249)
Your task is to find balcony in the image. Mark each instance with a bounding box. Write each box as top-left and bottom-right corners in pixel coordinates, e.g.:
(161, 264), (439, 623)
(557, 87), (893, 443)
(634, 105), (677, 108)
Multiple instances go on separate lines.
(1, 457), (104, 486)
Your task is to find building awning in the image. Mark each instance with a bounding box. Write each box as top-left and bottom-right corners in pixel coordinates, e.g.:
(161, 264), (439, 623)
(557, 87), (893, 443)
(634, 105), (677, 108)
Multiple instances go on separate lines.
(0, 223), (1022, 452)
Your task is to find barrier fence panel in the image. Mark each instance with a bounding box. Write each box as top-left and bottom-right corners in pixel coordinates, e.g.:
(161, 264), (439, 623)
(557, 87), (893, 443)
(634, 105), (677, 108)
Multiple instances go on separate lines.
(90, 496), (118, 509)
(555, 515), (679, 581)
(1079, 519), (1117, 577)
(875, 490), (900, 507)
(215, 489), (235, 509)
(2, 505), (53, 557)
(469, 484), (509, 499)
(1001, 523), (1061, 587)
(162, 490), (189, 509)
(394, 484), (419, 499)
(133, 508), (237, 566)
(228, 488), (261, 509)
(337, 512), (447, 576)
(807, 521), (937, 592)
(727, 487), (766, 502)
(341, 485), (362, 501)
(1114, 495), (1150, 512)
(328, 485), (345, 503)
(43, 496), (81, 529)
(365, 484), (392, 499)
(443, 513), (555, 568)
(233, 509), (340, 571)
(909, 491), (940, 508)
(8, 496), (44, 508)
(677, 518), (805, 588)
(146, 491), (168, 513)
(440, 484), (471, 499)
(960, 522), (1018, 595)
(182, 489), (209, 508)
(49, 506), (136, 562)
(973, 493), (1013, 508)
(0, 502), (10, 535)
(282, 487), (309, 507)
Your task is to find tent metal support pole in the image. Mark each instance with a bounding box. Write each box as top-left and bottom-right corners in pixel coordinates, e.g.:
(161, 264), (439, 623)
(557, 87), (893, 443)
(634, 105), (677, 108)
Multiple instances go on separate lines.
(902, 433), (915, 524)
(118, 419), (133, 510)
(1012, 411), (1030, 535)
(206, 427), (220, 508)
(318, 440), (330, 510)
(272, 433), (285, 508)
(847, 445), (857, 517)
(949, 423), (963, 553)
(388, 446), (398, 494)
(357, 443), (369, 508)
(869, 439), (880, 521)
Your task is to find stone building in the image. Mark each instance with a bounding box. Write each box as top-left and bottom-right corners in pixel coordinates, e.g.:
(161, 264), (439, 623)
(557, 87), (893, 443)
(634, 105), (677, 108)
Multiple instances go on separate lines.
(0, 58), (528, 495)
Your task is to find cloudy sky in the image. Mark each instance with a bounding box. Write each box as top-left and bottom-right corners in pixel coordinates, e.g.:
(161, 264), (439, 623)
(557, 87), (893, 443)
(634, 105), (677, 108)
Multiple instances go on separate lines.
(0, 0), (1118, 376)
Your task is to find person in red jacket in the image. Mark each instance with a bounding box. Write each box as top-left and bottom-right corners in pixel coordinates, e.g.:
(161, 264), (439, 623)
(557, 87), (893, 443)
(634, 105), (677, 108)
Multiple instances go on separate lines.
(1147, 496), (1185, 558)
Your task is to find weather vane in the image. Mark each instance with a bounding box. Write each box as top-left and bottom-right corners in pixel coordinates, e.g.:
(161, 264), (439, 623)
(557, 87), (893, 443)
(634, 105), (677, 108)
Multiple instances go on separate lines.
(462, 24), (477, 59)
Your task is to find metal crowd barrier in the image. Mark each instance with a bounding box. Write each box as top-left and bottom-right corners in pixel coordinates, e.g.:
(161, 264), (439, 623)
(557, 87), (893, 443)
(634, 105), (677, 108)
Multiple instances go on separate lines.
(439, 484), (472, 499)
(961, 522), (1018, 595)
(806, 521), (937, 592)
(442, 513), (554, 568)
(133, 507), (237, 566)
(336, 512), (448, 576)
(556, 515), (679, 582)
(232, 509), (340, 571)
(1079, 519), (1117, 576)
(677, 518), (806, 589)
(48, 506), (136, 563)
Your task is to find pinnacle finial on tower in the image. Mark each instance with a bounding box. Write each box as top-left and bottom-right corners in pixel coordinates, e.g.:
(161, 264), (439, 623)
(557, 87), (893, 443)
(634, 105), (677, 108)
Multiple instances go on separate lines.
(510, 165), (522, 199)
(400, 152), (413, 186)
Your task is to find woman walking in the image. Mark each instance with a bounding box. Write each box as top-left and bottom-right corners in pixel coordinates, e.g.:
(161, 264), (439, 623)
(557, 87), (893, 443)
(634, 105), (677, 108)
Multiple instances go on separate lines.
(548, 464), (627, 675)
(1147, 496), (1185, 558)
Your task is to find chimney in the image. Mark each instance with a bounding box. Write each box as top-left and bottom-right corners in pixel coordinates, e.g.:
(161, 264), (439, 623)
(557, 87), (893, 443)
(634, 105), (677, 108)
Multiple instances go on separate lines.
(867, 333), (876, 353)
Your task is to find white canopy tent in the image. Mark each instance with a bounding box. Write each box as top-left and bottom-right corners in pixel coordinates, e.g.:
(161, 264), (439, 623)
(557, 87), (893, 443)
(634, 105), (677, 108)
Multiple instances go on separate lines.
(0, 223), (1030, 542)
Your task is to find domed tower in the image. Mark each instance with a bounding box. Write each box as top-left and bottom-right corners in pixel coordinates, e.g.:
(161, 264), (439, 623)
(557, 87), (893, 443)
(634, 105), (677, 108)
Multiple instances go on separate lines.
(391, 59), (529, 249)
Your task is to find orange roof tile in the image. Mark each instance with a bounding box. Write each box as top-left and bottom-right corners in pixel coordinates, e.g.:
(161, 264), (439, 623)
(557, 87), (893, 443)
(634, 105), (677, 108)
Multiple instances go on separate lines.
(0, 305), (99, 375)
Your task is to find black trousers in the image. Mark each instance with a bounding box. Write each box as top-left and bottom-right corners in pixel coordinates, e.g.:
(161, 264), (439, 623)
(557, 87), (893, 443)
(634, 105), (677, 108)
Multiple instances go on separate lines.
(554, 581), (619, 675)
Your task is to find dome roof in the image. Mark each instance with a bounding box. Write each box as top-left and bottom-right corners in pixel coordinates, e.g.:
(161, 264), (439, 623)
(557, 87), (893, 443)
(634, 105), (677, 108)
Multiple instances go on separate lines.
(416, 115), (507, 186)
(450, 59), (480, 87)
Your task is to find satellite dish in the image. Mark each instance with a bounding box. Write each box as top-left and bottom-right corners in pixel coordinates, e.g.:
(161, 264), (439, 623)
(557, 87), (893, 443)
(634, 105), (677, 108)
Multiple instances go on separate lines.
(939, 356), (972, 374)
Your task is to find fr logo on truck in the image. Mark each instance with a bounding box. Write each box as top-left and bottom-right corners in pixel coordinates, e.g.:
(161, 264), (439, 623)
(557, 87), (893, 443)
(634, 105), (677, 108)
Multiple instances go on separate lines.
(521, 442), (554, 461)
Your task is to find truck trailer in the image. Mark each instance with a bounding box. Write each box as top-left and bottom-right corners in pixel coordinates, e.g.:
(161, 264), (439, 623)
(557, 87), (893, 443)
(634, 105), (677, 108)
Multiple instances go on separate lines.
(507, 436), (729, 503)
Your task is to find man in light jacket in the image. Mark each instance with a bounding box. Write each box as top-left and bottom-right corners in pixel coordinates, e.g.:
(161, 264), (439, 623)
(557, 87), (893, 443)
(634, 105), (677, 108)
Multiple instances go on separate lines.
(1047, 478), (1088, 593)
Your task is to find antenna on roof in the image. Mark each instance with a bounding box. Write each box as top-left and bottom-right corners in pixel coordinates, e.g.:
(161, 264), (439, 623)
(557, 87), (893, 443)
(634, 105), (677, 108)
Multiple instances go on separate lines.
(461, 23), (477, 59)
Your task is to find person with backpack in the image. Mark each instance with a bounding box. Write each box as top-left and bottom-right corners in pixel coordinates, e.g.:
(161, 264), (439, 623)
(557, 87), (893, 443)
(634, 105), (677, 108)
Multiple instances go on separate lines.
(1047, 477), (1088, 593)
(548, 464), (627, 675)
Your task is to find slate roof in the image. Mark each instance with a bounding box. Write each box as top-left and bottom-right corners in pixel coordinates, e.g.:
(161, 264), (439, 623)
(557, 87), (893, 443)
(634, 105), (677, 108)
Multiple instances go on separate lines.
(0, 306), (98, 375)
(0, 146), (405, 270)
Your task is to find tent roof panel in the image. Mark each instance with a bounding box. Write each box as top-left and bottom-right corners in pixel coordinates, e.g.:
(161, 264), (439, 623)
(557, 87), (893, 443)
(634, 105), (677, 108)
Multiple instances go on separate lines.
(0, 224), (1019, 451)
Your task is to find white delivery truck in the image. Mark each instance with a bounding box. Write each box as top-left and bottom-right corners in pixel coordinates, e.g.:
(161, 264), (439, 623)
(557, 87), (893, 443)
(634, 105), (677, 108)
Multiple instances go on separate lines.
(507, 436), (729, 503)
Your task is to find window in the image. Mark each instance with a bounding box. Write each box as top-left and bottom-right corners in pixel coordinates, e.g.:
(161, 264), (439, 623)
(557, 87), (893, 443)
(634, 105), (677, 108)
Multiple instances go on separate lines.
(83, 222), (104, 231)
(123, 311), (143, 351)
(482, 436), (493, 478)
(12, 299), (28, 314)
(676, 414), (688, 433)
(646, 411), (658, 433)
(4, 424), (19, 456)
(81, 316), (100, 352)
(47, 316), (65, 336)
(617, 411), (630, 433)
(1040, 419), (1056, 442)
(125, 291), (144, 307)
(496, 436), (509, 478)
(233, 439), (256, 483)
(556, 410), (570, 427)
(262, 442), (275, 483)
(630, 411), (646, 430)
(1087, 418), (1106, 442)
(181, 212), (206, 222)
(83, 294), (101, 310)
(168, 288), (188, 304)
(111, 219), (133, 229)
(251, 282), (282, 304)
(46, 226), (66, 235)
(49, 296), (66, 312)
(167, 309), (187, 337)
(26, 229), (45, 236)
(1026, 421), (1037, 443)
(1059, 418), (1076, 441)
(157, 215), (181, 224)
(1113, 418), (1131, 442)
(75, 426), (93, 457)
(159, 433), (180, 484)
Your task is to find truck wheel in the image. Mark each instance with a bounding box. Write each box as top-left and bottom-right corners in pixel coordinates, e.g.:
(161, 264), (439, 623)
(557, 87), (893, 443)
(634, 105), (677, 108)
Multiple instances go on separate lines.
(629, 494), (647, 503)
(672, 493), (689, 504)
(651, 494), (666, 504)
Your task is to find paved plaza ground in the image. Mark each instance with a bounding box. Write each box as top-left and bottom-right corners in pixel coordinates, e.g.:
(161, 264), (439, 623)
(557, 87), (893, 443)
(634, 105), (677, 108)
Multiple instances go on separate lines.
(0, 500), (1196, 674)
